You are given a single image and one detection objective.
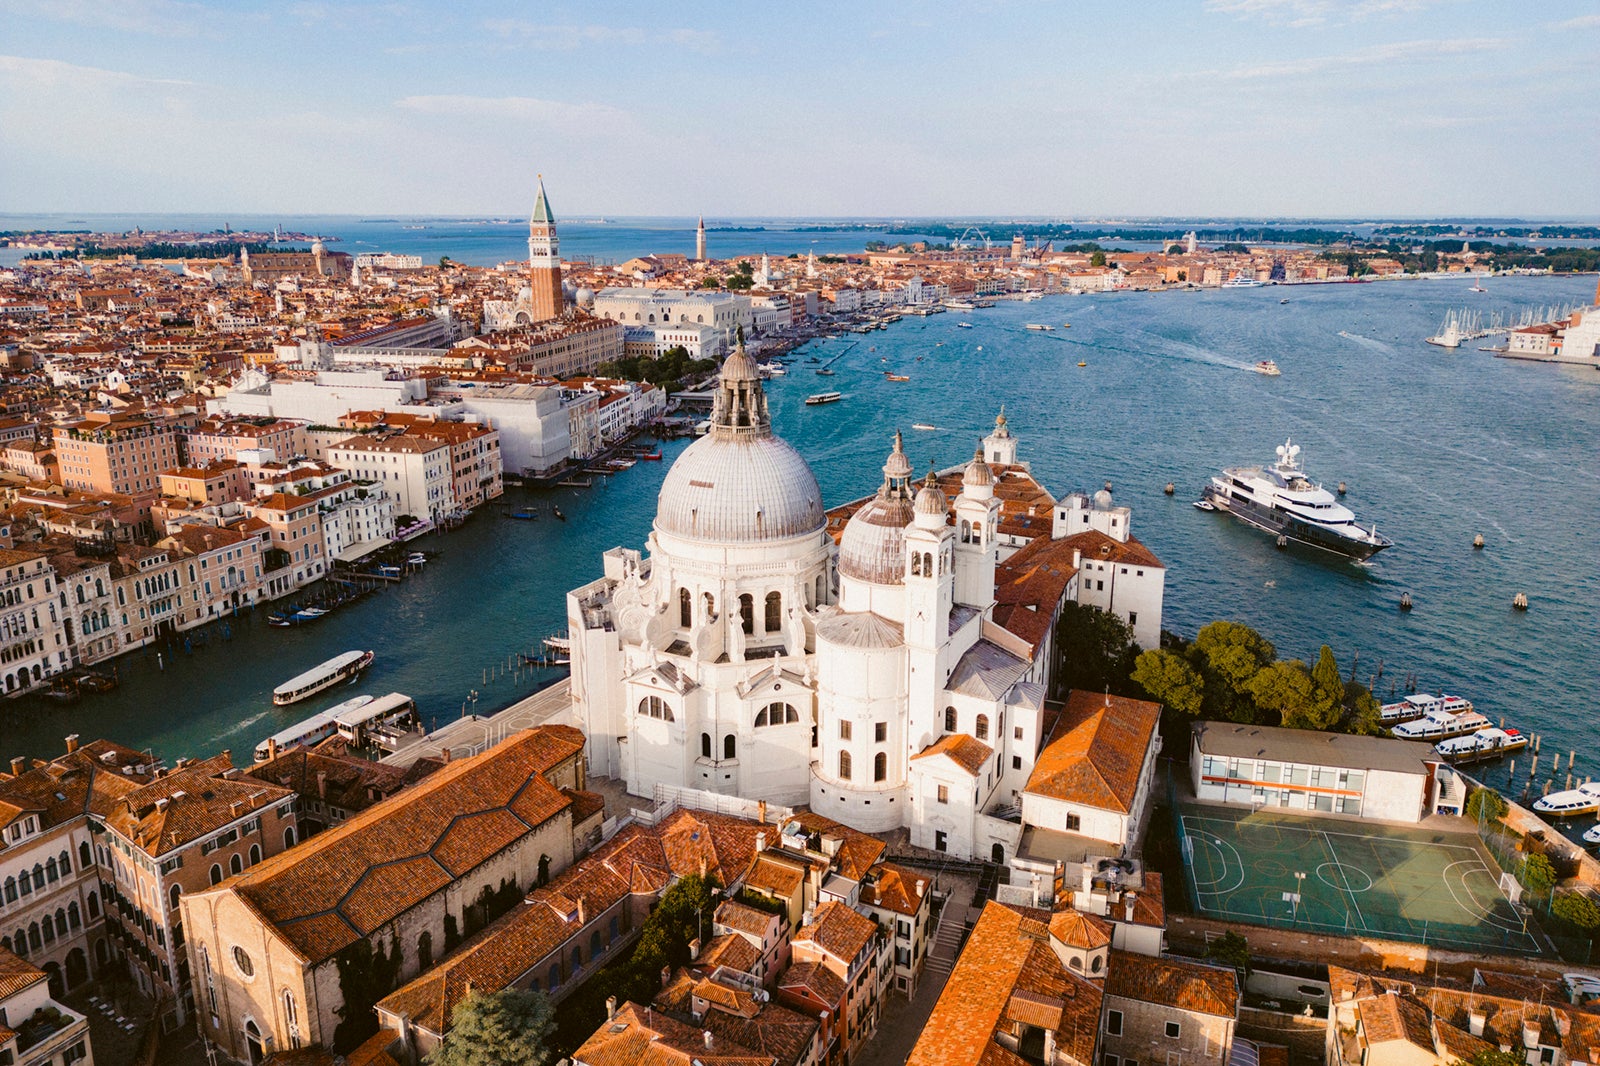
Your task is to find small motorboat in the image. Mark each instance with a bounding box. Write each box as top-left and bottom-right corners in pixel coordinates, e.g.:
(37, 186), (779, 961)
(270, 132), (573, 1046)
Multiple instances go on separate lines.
(638, 451), (663, 461)
(553, 507), (566, 521)
(885, 373), (910, 382)
(816, 368), (835, 376)
(504, 509), (539, 520)
(407, 552), (428, 565)
(1077, 361), (1087, 367)
(1192, 499), (1216, 512)
(911, 423), (937, 431)
(1254, 360), (1281, 376)
(957, 322), (974, 329)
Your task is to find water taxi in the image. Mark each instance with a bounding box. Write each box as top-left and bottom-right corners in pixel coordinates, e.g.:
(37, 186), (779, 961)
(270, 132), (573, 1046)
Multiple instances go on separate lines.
(805, 391), (843, 406)
(255, 694), (374, 760)
(957, 322), (974, 329)
(1380, 692), (1474, 726)
(1192, 499), (1216, 511)
(1535, 782), (1600, 818)
(273, 650), (375, 706)
(1025, 323), (1055, 331)
(1434, 727), (1527, 763)
(815, 368), (835, 376)
(1391, 708), (1491, 741)
(885, 373), (910, 382)
(1254, 360), (1282, 376)
(911, 423), (937, 431)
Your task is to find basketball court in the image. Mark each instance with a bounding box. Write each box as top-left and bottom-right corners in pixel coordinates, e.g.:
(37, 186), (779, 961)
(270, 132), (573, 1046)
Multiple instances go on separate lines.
(1177, 805), (1543, 955)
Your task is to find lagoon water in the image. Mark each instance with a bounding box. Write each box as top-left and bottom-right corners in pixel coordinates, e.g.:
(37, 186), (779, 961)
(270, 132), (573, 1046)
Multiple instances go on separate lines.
(0, 260), (1595, 828)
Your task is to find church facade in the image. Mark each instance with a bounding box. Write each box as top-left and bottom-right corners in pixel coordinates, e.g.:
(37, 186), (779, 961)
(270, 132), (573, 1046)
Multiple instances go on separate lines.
(566, 352), (1164, 862)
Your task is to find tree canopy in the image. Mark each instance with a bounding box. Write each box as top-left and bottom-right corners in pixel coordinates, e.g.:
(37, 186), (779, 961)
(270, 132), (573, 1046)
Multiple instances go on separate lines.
(1049, 603), (1140, 701)
(428, 988), (555, 1066)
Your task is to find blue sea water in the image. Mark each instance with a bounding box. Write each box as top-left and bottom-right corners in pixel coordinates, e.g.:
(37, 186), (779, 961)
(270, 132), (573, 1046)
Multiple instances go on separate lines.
(0, 228), (1595, 832)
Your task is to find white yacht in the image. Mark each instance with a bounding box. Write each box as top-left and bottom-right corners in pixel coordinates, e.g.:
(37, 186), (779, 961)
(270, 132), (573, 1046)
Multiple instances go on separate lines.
(1203, 440), (1392, 560)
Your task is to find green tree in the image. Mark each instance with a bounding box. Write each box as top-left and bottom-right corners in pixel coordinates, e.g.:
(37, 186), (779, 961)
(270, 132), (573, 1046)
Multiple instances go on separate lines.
(699, 276), (720, 289)
(1089, 250), (1107, 268)
(1309, 646), (1344, 724)
(1050, 602), (1140, 701)
(1204, 930), (1251, 978)
(1552, 892), (1600, 931)
(1247, 660), (1319, 728)
(428, 987), (555, 1066)
(1132, 649), (1204, 718)
(439, 256), (452, 268)
(1465, 787), (1508, 825)
(1523, 853), (1557, 897)
(1191, 621), (1276, 722)
(1342, 680), (1384, 735)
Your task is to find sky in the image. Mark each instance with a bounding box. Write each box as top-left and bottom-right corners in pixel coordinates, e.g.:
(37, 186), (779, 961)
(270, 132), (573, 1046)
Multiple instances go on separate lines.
(1, 0), (1597, 219)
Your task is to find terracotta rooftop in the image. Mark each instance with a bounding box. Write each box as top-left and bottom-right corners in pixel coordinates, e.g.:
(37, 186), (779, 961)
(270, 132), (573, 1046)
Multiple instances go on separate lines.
(911, 733), (993, 777)
(908, 901), (1101, 1066)
(1024, 690), (1161, 812)
(1105, 950), (1237, 1017)
(226, 726), (581, 963)
(795, 900), (876, 965)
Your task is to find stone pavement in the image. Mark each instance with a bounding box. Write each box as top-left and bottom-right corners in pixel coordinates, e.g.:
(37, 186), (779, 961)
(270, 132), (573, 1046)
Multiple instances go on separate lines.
(382, 677), (572, 768)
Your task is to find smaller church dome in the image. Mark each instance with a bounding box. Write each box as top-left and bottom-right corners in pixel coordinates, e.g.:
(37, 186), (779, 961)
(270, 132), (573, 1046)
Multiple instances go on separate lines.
(838, 434), (916, 586)
(576, 287), (595, 307)
(963, 446), (994, 490)
(914, 471), (948, 519)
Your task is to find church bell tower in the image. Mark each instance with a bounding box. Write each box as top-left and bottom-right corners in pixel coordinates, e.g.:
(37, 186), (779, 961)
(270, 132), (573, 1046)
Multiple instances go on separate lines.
(528, 174), (564, 323)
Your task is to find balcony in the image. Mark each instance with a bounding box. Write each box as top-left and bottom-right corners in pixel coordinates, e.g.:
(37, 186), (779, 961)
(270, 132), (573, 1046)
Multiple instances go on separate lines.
(15, 1003), (87, 1054)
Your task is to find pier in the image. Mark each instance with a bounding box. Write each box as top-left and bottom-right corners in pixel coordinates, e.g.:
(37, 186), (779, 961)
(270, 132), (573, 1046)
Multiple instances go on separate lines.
(380, 677), (573, 767)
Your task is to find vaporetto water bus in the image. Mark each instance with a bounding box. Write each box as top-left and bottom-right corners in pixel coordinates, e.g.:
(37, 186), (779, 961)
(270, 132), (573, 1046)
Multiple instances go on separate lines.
(272, 650), (375, 707)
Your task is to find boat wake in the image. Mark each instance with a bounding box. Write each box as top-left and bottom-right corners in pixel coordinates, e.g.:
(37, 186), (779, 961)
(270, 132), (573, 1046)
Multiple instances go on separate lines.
(1336, 330), (1395, 354)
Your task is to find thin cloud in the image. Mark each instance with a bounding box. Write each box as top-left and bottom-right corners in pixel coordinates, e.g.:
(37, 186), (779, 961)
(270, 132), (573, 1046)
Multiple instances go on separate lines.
(0, 54), (195, 89)
(482, 19), (718, 53)
(395, 93), (635, 134)
(1198, 36), (1507, 80)
(1206, 0), (1453, 27)
(1548, 13), (1600, 30)
(0, 0), (219, 36)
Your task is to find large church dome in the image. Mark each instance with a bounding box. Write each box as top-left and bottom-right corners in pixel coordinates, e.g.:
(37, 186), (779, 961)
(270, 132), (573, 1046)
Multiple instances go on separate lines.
(654, 346), (825, 544)
(838, 433), (915, 585)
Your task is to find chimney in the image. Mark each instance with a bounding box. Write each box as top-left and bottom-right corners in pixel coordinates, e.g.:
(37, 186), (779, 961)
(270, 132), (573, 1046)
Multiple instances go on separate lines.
(577, 897), (587, 925)
(230, 800), (244, 817)
(1124, 893), (1137, 923)
(757, 800), (767, 824)
(607, 996), (618, 1020)
(915, 879), (925, 898)
(704, 1031), (714, 1050)
(316, 771), (327, 799)
(1072, 548), (1081, 568)
(220, 748), (231, 764)
(755, 832), (767, 853)
(267, 737), (279, 761)
(1522, 1023), (1539, 1049)
(441, 748), (452, 763)
(65, 734), (80, 754)
(690, 937), (701, 960)
(1469, 1010), (1486, 1037)
(155, 797), (170, 812)
(9, 756), (25, 776)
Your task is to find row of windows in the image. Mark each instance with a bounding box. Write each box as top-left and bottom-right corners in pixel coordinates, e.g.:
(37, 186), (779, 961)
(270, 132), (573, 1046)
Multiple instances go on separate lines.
(942, 706), (1003, 742)
(837, 751), (888, 782)
(636, 698), (802, 731)
(678, 588), (786, 633)
(4, 899), (85, 956)
(1, 846), (82, 907)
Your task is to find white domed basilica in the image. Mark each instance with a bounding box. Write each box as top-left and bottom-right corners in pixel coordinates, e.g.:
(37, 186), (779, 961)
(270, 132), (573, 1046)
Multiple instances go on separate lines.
(567, 351), (1166, 861)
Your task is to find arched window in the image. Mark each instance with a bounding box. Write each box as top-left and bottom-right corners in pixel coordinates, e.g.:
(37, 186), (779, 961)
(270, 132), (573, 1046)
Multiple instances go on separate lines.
(701, 733), (712, 759)
(960, 519), (971, 543)
(739, 594), (754, 635)
(724, 735), (736, 760)
(76, 587), (85, 604)
(702, 592), (715, 620)
(250, 844), (261, 866)
(549, 963), (562, 988)
(638, 696), (674, 722)
(973, 521), (982, 540)
(210, 864), (223, 886)
(924, 552), (934, 575)
(839, 752), (852, 780)
(86, 892), (98, 920)
(2, 877), (14, 904)
(58, 849), (70, 874)
(39, 917), (52, 944)
(417, 931), (433, 971)
(590, 929), (603, 957)
(765, 591), (781, 632)
(230, 853), (243, 876)
(283, 989), (301, 1048)
(609, 915), (620, 942)
(78, 841), (91, 870)
(571, 945), (583, 974)
(756, 702), (799, 727)
(285, 826), (296, 849)
(945, 706), (957, 732)
(67, 902), (80, 929)
(679, 588), (691, 628)
(911, 553), (922, 577)
(976, 714), (989, 741)
(168, 884), (181, 912)
(53, 909), (66, 937)
(13, 928), (26, 957)
(874, 752), (887, 782)
(31, 865), (43, 890)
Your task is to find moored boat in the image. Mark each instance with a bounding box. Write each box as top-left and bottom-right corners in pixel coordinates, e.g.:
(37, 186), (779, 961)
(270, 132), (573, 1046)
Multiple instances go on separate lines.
(1434, 727), (1527, 763)
(1535, 782), (1600, 818)
(1203, 439), (1391, 561)
(1391, 708), (1491, 741)
(255, 693), (374, 760)
(272, 650), (375, 707)
(1024, 323), (1055, 331)
(1380, 692), (1474, 726)
(885, 373), (910, 382)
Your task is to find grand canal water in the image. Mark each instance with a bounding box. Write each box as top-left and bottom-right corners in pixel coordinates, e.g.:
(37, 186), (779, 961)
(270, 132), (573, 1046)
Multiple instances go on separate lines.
(3, 275), (1597, 828)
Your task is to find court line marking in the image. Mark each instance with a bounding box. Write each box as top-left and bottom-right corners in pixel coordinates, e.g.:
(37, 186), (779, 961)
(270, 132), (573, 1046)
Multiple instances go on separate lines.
(1180, 810), (1542, 952)
(1184, 824), (1246, 896)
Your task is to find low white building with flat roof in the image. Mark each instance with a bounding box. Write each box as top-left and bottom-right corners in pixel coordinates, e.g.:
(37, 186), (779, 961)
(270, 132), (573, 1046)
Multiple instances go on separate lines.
(1190, 722), (1440, 823)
